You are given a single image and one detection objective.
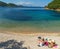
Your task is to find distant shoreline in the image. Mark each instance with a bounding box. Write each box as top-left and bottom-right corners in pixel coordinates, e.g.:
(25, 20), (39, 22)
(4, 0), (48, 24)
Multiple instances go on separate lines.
(0, 6), (44, 8)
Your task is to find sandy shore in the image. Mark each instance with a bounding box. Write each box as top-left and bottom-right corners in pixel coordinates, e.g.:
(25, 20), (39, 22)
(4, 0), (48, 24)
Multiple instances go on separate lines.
(0, 32), (60, 49)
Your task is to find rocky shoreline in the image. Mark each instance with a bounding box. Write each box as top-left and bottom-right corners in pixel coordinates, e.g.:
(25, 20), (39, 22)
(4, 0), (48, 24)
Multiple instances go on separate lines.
(45, 8), (60, 12)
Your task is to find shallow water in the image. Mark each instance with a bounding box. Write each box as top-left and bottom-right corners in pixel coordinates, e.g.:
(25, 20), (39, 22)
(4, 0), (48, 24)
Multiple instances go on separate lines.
(0, 7), (60, 32)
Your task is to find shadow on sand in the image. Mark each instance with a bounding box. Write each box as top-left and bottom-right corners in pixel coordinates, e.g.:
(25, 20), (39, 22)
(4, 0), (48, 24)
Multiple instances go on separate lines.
(0, 40), (27, 49)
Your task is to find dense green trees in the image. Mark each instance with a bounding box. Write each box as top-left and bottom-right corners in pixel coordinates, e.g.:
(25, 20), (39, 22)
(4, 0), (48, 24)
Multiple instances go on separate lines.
(0, 1), (23, 7)
(0, 1), (7, 7)
(47, 0), (60, 9)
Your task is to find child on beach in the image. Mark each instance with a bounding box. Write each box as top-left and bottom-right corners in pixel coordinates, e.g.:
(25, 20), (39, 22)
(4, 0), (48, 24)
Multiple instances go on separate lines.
(44, 38), (49, 46)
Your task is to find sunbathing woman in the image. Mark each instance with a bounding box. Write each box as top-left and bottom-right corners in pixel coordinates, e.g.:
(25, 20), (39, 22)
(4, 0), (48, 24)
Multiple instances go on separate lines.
(38, 36), (43, 47)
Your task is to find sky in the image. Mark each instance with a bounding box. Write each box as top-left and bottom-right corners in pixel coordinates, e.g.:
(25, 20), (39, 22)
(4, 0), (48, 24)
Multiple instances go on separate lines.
(0, 0), (52, 7)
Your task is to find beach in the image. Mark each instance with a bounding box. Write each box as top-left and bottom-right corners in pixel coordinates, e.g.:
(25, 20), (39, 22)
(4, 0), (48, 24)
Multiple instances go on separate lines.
(0, 32), (60, 49)
(0, 0), (60, 49)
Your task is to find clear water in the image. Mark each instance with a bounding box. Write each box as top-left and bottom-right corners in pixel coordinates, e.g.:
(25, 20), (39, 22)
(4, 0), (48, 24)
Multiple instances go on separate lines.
(0, 7), (60, 32)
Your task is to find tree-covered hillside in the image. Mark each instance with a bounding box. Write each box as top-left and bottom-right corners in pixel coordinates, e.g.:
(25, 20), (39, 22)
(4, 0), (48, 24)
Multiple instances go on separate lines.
(0, 1), (23, 7)
(7, 3), (17, 7)
(47, 0), (60, 9)
(0, 1), (7, 7)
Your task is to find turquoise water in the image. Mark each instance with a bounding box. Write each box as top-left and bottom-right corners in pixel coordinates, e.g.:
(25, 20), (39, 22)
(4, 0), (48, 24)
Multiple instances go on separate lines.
(0, 7), (60, 32)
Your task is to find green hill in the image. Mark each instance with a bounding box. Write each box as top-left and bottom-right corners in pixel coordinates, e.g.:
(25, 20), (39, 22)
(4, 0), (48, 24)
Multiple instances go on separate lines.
(7, 3), (17, 7)
(0, 1), (23, 7)
(47, 0), (60, 9)
(0, 1), (7, 7)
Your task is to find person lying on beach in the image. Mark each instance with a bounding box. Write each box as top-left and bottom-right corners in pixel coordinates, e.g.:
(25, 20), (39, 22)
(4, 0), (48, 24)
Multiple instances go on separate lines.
(38, 37), (44, 47)
(38, 37), (43, 47)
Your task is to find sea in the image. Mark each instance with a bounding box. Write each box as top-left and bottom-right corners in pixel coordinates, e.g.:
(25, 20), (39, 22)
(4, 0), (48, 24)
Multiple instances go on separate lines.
(0, 7), (60, 33)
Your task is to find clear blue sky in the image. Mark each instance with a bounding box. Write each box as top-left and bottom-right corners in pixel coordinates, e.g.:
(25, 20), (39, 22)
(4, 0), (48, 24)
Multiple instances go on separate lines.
(0, 0), (52, 7)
